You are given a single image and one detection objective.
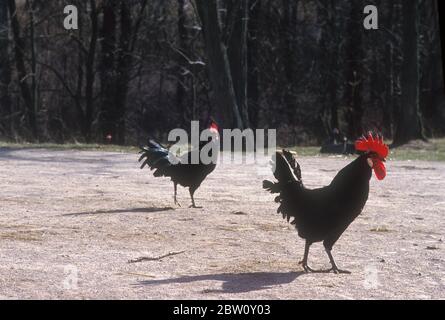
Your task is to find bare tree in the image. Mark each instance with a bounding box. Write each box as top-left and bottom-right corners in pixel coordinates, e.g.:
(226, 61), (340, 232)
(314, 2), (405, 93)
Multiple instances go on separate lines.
(99, 0), (118, 142)
(0, 0), (12, 136)
(438, 0), (445, 94)
(247, 0), (261, 129)
(7, 0), (36, 138)
(393, 0), (426, 145)
(99, 0), (148, 144)
(195, 0), (244, 129)
(83, 0), (99, 142)
(0, 1), (443, 145)
(226, 0), (250, 128)
(343, 0), (364, 139)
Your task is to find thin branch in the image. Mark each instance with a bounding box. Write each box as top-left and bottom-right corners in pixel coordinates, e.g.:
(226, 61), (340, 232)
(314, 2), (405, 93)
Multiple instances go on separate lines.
(68, 33), (89, 56)
(129, 0), (149, 52)
(128, 251), (186, 263)
(32, 59), (77, 99)
(169, 42), (206, 66)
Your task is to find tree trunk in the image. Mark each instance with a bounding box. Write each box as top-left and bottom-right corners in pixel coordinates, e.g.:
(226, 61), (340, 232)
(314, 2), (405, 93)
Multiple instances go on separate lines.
(27, 0), (39, 137)
(320, 0), (338, 133)
(114, 0), (132, 145)
(7, 0), (37, 138)
(344, 0), (364, 139)
(195, 0), (243, 129)
(281, 0), (297, 123)
(247, 0), (261, 128)
(75, 7), (85, 132)
(99, 0), (146, 145)
(422, 0), (445, 134)
(329, 0), (339, 132)
(227, 0), (250, 128)
(176, 0), (188, 126)
(438, 0), (445, 94)
(0, 0), (12, 137)
(99, 0), (117, 143)
(382, 1), (395, 138)
(84, 0), (98, 142)
(393, 0), (426, 146)
(383, 41), (394, 137)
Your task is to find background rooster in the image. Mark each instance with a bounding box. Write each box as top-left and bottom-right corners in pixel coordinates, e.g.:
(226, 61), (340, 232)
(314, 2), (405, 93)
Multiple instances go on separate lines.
(263, 133), (389, 273)
(139, 119), (219, 208)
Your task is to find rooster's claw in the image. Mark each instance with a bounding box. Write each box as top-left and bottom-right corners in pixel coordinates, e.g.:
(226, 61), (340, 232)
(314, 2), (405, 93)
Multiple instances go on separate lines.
(299, 260), (350, 274)
(330, 268), (351, 274)
(299, 260), (316, 273)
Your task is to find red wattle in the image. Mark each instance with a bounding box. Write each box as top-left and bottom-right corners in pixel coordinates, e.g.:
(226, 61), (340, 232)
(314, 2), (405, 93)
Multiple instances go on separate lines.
(372, 159), (386, 180)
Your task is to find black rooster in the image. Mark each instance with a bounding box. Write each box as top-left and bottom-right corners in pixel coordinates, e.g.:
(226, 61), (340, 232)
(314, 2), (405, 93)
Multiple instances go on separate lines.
(139, 120), (219, 208)
(263, 133), (389, 273)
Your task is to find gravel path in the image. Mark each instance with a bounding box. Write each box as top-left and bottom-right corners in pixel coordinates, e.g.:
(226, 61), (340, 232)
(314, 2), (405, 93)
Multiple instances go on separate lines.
(0, 148), (444, 299)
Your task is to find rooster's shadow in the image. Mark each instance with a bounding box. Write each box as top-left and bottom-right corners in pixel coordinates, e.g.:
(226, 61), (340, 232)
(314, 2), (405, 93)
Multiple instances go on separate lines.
(136, 271), (303, 294)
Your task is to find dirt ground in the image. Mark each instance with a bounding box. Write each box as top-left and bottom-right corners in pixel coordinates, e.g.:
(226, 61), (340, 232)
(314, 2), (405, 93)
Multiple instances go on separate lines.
(0, 147), (444, 299)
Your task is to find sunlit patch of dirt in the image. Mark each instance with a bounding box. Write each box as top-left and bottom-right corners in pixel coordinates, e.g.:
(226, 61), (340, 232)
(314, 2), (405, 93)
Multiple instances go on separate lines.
(0, 148), (444, 299)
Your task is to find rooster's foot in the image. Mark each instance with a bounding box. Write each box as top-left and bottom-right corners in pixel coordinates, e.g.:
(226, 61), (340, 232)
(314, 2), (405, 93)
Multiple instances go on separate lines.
(299, 261), (350, 274)
(329, 267), (351, 274)
(303, 265), (316, 273)
(189, 204), (202, 208)
(299, 260), (316, 273)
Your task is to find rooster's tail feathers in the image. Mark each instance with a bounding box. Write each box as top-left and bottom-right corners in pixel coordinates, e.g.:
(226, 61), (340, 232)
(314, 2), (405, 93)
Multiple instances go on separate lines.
(139, 139), (178, 177)
(262, 180), (280, 193)
(263, 150), (304, 225)
(263, 151), (302, 195)
(271, 151), (302, 184)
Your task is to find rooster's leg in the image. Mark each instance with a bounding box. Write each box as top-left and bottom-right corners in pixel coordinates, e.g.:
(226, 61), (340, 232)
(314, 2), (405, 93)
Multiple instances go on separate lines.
(188, 188), (201, 208)
(189, 187), (202, 208)
(323, 244), (351, 274)
(299, 241), (316, 272)
(174, 183), (181, 207)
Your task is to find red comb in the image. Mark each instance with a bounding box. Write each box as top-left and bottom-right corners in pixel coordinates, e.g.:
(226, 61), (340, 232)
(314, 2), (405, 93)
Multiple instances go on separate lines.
(355, 132), (389, 158)
(209, 122), (219, 132)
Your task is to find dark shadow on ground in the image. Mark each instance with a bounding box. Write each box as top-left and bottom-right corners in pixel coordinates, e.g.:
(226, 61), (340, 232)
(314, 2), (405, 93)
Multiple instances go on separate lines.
(62, 206), (174, 216)
(137, 271), (304, 294)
